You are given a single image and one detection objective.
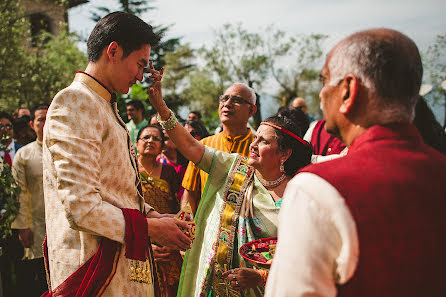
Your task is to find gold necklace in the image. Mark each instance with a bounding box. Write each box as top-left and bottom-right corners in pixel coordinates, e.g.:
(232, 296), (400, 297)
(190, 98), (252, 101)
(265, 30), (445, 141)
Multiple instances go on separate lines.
(139, 158), (157, 181)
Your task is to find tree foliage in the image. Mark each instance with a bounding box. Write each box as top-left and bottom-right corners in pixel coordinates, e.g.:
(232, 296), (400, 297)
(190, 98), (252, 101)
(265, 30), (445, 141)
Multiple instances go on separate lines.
(0, 0), (29, 110)
(181, 69), (222, 130)
(422, 34), (446, 127)
(200, 23), (271, 127)
(195, 24), (327, 124)
(0, 135), (20, 239)
(0, 1), (86, 111)
(266, 31), (327, 118)
(90, 0), (154, 22)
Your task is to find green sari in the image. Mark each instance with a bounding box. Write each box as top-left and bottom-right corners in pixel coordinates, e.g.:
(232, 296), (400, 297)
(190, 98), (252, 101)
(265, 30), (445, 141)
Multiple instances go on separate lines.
(178, 147), (281, 297)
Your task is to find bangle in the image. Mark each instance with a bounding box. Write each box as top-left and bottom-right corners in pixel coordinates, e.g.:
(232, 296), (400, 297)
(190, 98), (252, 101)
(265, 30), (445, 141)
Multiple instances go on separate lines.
(258, 269), (269, 287)
(157, 109), (178, 131)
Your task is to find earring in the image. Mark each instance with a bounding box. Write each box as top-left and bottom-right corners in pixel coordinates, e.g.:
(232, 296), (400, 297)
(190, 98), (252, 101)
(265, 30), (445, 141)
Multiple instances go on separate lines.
(280, 159), (285, 173)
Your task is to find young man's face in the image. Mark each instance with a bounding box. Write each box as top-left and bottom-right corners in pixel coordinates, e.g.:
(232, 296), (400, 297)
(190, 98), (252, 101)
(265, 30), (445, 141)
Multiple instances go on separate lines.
(112, 44), (151, 94)
(31, 109), (47, 141)
(126, 105), (142, 121)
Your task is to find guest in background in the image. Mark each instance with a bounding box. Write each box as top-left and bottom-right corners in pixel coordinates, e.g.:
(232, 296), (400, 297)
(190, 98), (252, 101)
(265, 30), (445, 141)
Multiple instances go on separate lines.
(126, 99), (148, 150)
(13, 115), (36, 146)
(413, 96), (446, 154)
(136, 124), (182, 297)
(12, 105), (48, 297)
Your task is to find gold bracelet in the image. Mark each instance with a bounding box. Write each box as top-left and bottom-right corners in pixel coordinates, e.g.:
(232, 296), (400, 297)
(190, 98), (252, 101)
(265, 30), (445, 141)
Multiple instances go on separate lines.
(259, 269), (269, 287)
(157, 109), (178, 131)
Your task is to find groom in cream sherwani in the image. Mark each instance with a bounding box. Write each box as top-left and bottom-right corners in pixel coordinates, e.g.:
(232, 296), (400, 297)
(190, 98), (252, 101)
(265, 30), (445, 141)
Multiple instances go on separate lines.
(42, 12), (191, 297)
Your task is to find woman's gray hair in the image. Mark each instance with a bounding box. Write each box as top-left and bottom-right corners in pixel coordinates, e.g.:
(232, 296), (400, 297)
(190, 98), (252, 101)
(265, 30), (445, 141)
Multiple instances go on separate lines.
(327, 29), (423, 122)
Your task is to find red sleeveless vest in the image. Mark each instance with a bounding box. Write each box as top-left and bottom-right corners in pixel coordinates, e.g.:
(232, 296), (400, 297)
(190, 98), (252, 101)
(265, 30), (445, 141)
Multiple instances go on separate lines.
(300, 124), (446, 297)
(310, 120), (346, 155)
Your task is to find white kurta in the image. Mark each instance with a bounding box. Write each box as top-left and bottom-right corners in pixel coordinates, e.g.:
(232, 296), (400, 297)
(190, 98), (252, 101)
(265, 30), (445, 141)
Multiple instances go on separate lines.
(43, 73), (154, 296)
(11, 140), (45, 259)
(264, 173), (359, 297)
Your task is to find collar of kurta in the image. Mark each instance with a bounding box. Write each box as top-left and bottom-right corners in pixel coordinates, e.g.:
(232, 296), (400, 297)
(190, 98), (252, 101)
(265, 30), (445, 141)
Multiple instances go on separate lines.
(221, 128), (252, 142)
(74, 71), (116, 103)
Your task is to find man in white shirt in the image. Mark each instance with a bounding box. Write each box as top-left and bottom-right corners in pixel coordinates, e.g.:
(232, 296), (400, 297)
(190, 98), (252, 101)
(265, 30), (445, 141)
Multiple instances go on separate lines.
(265, 28), (446, 297)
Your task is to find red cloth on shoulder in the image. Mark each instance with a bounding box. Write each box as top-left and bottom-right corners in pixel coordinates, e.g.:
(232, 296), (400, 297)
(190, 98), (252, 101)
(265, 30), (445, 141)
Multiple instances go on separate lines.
(121, 208), (149, 261)
(41, 208), (151, 297)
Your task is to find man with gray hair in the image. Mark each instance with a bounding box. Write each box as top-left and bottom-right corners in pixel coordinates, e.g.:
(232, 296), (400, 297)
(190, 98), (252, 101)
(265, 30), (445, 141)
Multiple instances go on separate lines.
(266, 28), (446, 296)
(181, 83), (257, 213)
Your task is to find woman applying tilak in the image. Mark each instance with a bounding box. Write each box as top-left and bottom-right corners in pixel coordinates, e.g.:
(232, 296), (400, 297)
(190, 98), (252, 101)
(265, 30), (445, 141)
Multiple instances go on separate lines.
(146, 63), (312, 297)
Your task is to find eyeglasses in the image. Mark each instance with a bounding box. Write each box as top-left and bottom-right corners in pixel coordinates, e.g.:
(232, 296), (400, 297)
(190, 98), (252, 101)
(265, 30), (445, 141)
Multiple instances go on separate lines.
(219, 95), (252, 106)
(0, 124), (12, 129)
(138, 135), (162, 142)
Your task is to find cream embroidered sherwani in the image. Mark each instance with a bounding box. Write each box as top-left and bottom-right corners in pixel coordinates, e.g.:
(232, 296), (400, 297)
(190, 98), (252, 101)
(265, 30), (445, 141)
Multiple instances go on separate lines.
(42, 73), (154, 296)
(11, 140), (46, 260)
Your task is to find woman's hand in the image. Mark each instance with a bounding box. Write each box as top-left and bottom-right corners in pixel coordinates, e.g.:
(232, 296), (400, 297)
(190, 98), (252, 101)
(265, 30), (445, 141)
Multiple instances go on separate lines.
(152, 244), (174, 263)
(146, 62), (169, 118)
(221, 268), (263, 291)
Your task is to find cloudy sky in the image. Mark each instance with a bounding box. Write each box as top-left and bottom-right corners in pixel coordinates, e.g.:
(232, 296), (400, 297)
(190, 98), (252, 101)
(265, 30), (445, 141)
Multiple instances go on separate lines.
(68, 0), (446, 121)
(69, 0), (445, 50)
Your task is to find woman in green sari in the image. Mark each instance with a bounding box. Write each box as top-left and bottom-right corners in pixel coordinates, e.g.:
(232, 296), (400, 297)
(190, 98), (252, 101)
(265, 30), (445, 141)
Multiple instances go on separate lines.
(146, 64), (312, 297)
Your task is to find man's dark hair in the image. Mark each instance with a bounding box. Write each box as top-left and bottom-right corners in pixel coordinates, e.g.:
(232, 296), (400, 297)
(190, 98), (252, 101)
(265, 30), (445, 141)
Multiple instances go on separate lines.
(413, 96), (446, 155)
(185, 120), (209, 139)
(0, 111), (12, 122)
(190, 111), (202, 119)
(30, 104), (49, 122)
(126, 100), (145, 111)
(87, 12), (160, 62)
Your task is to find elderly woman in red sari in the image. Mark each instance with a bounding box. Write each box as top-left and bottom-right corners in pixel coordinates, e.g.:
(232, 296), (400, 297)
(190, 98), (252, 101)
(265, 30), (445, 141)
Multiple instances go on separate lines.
(136, 124), (182, 297)
(147, 64), (313, 297)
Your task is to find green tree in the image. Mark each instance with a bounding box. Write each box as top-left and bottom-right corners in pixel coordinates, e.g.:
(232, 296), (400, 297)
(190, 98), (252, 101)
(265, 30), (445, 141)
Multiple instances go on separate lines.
(0, 1), (86, 111)
(181, 69), (223, 130)
(21, 28), (87, 107)
(201, 23), (270, 127)
(0, 0), (29, 110)
(422, 34), (446, 127)
(267, 32), (327, 118)
(161, 44), (195, 116)
(90, 0), (154, 22)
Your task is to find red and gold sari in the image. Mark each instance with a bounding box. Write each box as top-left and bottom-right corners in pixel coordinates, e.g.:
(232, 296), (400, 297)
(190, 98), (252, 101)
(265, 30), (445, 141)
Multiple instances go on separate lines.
(140, 163), (182, 297)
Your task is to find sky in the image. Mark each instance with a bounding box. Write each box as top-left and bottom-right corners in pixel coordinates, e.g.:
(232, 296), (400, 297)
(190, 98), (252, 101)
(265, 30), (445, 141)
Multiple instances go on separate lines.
(68, 0), (446, 121)
(69, 0), (446, 50)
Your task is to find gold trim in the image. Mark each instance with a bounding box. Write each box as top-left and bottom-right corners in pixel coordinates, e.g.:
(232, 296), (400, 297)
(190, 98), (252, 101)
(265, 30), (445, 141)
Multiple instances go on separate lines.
(74, 72), (112, 102)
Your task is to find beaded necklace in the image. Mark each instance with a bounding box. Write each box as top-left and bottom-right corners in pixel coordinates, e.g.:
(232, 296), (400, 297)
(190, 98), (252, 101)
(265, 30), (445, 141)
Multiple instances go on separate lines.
(256, 171), (286, 189)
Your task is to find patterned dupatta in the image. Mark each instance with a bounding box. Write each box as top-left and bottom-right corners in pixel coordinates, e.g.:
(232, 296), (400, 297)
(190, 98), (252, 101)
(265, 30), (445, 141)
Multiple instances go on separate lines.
(203, 156), (255, 297)
(178, 150), (280, 297)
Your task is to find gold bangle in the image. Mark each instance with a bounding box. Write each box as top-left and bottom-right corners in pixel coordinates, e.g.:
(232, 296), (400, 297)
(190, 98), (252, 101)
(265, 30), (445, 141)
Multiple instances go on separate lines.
(157, 109), (178, 131)
(259, 269), (269, 287)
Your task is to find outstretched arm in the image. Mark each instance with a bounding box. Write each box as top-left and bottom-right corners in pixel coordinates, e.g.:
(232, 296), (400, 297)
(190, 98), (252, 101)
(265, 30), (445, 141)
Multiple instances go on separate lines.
(146, 63), (205, 165)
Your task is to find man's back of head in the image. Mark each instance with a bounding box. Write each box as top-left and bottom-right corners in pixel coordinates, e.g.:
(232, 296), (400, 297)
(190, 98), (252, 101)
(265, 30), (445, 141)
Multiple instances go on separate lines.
(291, 97), (308, 113)
(327, 28), (422, 123)
(320, 28), (423, 145)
